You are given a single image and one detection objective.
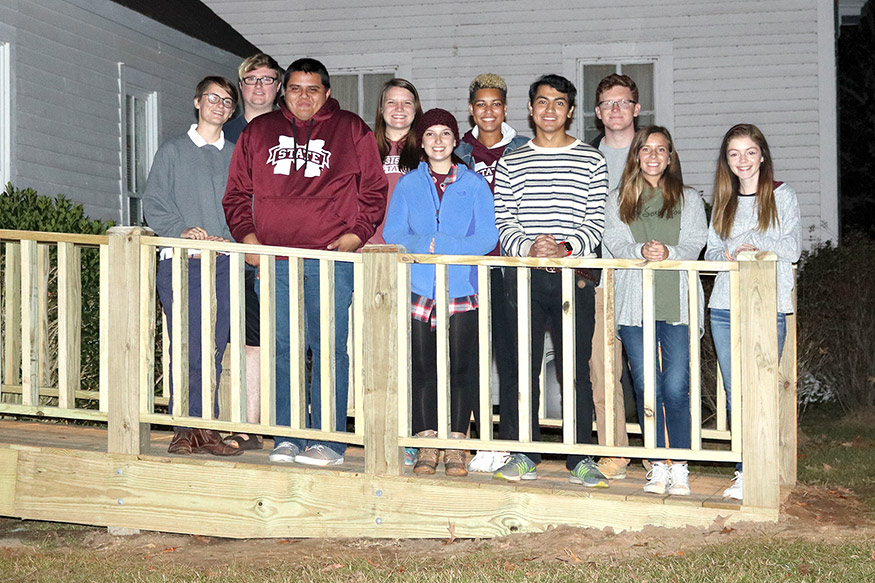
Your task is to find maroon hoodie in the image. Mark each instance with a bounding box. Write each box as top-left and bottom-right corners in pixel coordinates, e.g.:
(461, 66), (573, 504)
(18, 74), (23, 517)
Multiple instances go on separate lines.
(223, 98), (388, 250)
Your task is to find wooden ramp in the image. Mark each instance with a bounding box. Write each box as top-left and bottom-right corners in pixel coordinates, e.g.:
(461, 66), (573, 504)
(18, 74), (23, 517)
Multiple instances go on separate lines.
(0, 419), (777, 539)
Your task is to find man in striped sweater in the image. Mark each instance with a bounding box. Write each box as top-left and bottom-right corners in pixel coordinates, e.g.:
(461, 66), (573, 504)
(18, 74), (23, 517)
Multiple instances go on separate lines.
(492, 74), (610, 487)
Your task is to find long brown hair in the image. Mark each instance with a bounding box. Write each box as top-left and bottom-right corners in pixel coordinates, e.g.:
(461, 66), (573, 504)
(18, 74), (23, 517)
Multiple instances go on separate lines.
(617, 126), (685, 224)
(711, 123), (778, 239)
(374, 78), (422, 173)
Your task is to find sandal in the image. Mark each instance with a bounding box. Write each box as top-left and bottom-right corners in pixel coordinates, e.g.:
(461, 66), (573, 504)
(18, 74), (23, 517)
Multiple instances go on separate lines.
(223, 433), (264, 451)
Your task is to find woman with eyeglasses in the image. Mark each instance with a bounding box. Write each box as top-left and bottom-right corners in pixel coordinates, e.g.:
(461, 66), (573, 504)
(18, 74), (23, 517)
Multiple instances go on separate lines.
(706, 123), (801, 501)
(143, 76), (242, 456)
(368, 79), (423, 245)
(383, 109), (498, 477)
(603, 126), (707, 496)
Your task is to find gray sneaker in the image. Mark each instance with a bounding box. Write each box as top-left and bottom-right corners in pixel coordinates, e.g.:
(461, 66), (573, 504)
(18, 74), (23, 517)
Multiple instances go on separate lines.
(569, 457), (609, 488)
(493, 454), (537, 481)
(295, 444), (344, 466)
(269, 441), (300, 463)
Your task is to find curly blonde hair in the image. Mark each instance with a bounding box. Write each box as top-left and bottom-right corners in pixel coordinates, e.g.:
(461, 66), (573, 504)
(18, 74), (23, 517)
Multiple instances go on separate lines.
(469, 73), (507, 103)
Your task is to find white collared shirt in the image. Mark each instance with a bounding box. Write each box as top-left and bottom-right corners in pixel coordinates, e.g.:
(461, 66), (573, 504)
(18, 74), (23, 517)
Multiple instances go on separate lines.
(187, 124), (226, 150)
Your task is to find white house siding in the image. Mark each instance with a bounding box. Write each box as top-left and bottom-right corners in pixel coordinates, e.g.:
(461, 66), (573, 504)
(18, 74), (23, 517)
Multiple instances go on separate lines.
(203, 0), (838, 246)
(0, 0), (242, 223)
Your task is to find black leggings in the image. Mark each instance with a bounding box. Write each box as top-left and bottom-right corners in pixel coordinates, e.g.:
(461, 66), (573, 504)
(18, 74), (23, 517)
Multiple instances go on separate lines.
(410, 309), (479, 435)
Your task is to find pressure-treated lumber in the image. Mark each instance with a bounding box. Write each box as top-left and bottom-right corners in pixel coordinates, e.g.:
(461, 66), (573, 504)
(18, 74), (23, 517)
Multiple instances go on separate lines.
(106, 227), (151, 454)
(737, 252), (780, 510)
(362, 246), (402, 475)
(1, 444), (777, 539)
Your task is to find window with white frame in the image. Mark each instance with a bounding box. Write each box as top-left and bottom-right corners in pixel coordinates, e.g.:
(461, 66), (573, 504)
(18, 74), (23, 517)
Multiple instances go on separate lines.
(119, 65), (158, 226)
(331, 70), (396, 126)
(580, 62), (655, 143)
(563, 42), (674, 144)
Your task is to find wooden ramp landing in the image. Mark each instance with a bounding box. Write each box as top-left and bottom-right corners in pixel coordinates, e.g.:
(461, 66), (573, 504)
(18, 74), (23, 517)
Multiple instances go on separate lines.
(0, 419), (778, 539)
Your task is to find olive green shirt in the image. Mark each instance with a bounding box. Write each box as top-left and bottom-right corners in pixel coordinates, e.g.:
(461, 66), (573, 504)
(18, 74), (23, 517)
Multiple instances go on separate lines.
(627, 186), (681, 322)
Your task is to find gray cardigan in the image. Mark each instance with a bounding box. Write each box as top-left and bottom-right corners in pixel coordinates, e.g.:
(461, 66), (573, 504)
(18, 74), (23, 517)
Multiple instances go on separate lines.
(704, 182), (801, 313)
(603, 186), (708, 329)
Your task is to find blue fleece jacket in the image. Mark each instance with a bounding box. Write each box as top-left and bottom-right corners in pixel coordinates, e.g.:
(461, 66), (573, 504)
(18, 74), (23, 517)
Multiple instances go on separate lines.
(383, 162), (498, 299)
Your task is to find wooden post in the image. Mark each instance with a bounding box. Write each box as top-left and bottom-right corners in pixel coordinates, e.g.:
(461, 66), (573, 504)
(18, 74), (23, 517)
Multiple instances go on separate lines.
(3, 242), (22, 386)
(362, 246), (402, 475)
(737, 252), (779, 509)
(778, 286), (798, 487)
(58, 242), (82, 409)
(20, 240), (38, 406)
(107, 226), (152, 454)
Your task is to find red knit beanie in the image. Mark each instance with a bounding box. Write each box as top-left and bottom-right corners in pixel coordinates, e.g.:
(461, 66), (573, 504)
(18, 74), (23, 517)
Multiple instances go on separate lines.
(416, 108), (460, 145)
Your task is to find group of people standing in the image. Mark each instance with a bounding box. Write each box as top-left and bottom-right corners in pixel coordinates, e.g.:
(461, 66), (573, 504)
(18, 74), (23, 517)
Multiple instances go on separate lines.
(142, 51), (800, 503)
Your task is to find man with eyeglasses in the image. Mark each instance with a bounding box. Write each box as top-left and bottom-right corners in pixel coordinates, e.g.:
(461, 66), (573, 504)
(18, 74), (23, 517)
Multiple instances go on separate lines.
(220, 54), (284, 453)
(143, 76), (242, 456)
(224, 58), (387, 467)
(589, 73), (641, 481)
(224, 53), (284, 144)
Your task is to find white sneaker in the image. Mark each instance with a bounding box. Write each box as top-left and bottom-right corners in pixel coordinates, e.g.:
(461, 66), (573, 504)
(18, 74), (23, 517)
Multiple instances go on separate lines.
(723, 470), (743, 500)
(643, 461), (670, 494)
(296, 444), (344, 466)
(269, 442), (300, 463)
(467, 451), (510, 473)
(668, 463), (691, 496)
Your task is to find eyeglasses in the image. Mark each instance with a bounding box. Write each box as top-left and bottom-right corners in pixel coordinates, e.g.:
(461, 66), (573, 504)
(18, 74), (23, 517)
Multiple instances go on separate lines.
(597, 99), (637, 111)
(242, 76), (278, 86)
(200, 93), (235, 109)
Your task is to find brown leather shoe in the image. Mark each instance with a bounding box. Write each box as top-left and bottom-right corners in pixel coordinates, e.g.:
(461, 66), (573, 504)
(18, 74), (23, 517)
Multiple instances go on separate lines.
(444, 432), (468, 477)
(412, 429), (439, 475)
(189, 429), (245, 456)
(168, 428), (193, 454)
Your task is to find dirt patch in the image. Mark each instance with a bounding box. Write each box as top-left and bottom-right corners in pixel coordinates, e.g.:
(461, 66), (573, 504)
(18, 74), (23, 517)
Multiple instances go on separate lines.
(2, 483), (872, 569)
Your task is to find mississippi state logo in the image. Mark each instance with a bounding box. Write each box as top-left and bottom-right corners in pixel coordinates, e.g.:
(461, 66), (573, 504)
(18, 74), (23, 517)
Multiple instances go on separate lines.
(474, 160), (497, 184)
(267, 136), (331, 177)
(383, 154), (401, 175)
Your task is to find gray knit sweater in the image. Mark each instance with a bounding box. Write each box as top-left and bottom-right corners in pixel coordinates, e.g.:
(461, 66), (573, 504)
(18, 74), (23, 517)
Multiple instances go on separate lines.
(603, 187), (708, 329)
(704, 182), (801, 314)
(143, 129), (234, 240)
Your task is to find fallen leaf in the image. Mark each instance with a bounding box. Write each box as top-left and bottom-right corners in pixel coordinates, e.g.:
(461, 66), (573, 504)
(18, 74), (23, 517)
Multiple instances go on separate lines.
(674, 550), (685, 556)
(277, 540), (291, 545)
(366, 557), (380, 567)
(444, 521), (456, 545)
(721, 526), (736, 535)
(162, 547), (179, 554)
(822, 463), (833, 472)
(319, 563), (344, 573)
(564, 548), (583, 564)
(504, 561), (515, 571)
(798, 564), (811, 575)
(193, 535), (210, 544)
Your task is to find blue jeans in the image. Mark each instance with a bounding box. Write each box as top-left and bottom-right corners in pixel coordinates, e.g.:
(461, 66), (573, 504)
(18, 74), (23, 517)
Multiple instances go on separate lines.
(261, 259), (354, 455)
(710, 309), (787, 414)
(156, 255), (231, 419)
(710, 308), (787, 470)
(618, 322), (691, 454)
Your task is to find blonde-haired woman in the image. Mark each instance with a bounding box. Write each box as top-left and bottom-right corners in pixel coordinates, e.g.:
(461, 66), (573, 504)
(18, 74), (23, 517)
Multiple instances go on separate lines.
(707, 123), (801, 500)
(604, 126), (706, 496)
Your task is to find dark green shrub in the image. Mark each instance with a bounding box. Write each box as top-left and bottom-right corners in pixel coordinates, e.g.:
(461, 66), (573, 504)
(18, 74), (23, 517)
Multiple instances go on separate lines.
(0, 183), (114, 392)
(797, 229), (875, 412)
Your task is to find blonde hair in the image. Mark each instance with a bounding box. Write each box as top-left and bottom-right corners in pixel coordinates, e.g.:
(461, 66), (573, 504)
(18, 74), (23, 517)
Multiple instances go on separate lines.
(469, 73), (508, 103)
